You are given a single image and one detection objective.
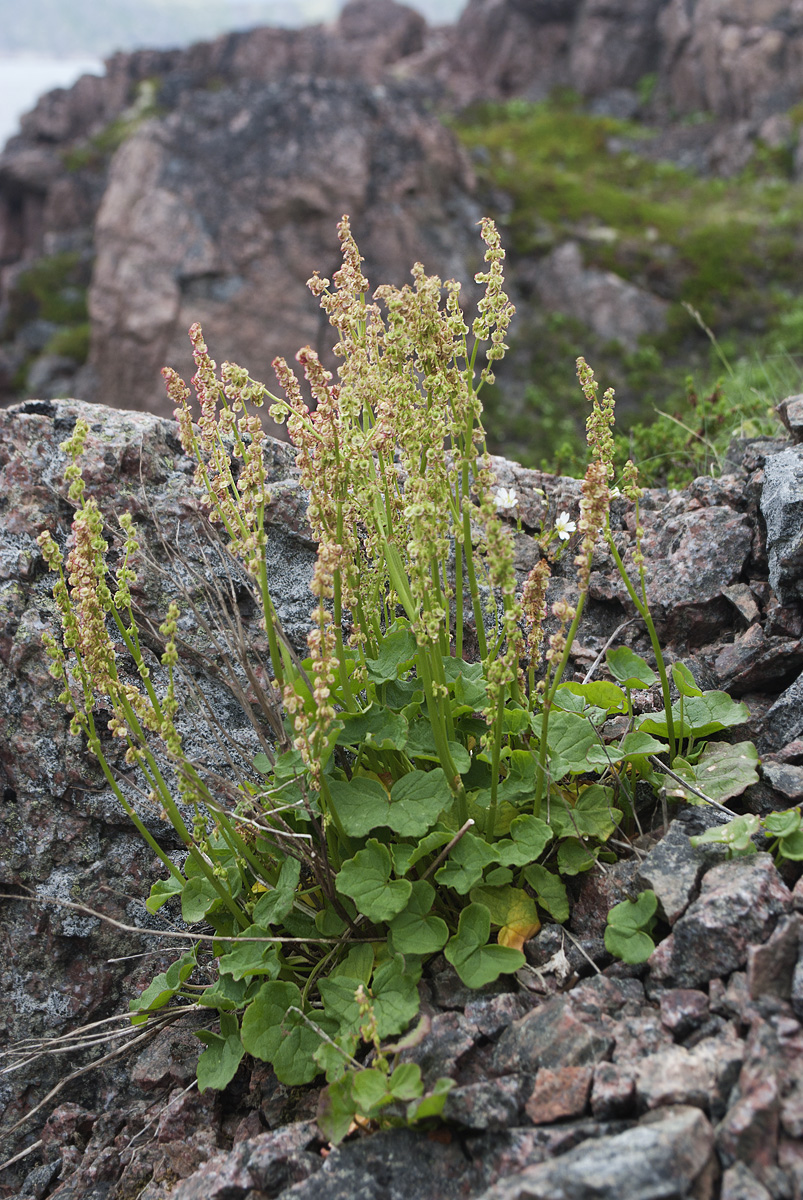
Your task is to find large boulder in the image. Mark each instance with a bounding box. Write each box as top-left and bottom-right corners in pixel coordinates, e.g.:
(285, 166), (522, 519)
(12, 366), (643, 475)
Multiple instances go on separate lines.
(1, 397), (803, 1196)
(87, 76), (477, 422)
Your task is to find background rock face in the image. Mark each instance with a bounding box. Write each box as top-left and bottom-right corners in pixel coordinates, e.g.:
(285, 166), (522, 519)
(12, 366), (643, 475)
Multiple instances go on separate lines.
(3, 0), (803, 426)
(89, 76), (478, 421)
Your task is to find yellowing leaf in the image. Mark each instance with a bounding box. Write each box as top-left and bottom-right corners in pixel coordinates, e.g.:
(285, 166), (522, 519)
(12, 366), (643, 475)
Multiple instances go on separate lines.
(469, 884), (541, 952)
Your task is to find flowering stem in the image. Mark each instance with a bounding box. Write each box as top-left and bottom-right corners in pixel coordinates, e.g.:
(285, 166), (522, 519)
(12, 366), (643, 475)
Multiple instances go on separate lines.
(604, 528), (676, 761)
(533, 590), (589, 817)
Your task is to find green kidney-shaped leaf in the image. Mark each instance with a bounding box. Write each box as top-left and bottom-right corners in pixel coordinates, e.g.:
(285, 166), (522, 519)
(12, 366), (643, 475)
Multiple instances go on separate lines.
(196, 1014), (244, 1092)
(335, 705), (409, 750)
(328, 776), (392, 838)
(181, 875), (221, 924)
(779, 830), (803, 861)
(557, 838), (598, 876)
(388, 880), (449, 955)
(531, 709), (600, 777)
(146, 875), (184, 915)
(690, 813), (761, 853)
(638, 691), (750, 740)
(217, 926), (281, 981)
(550, 785), (622, 841)
(335, 840), (412, 922)
(607, 889), (658, 933)
(389, 768), (454, 836)
(435, 832), (501, 895)
(661, 740), (759, 805)
(351, 1068), (392, 1114)
(130, 948), (197, 1022)
(370, 954), (422, 1038)
(391, 829), (452, 877)
(671, 661), (703, 697)
(252, 857), (301, 927)
(496, 814), (553, 867)
(444, 903), (525, 987)
(468, 884), (541, 950)
(240, 981), (326, 1085)
(523, 863), (569, 922)
(764, 808), (801, 838)
(604, 925), (656, 964)
(606, 646), (657, 688)
(559, 680), (628, 714)
(364, 627), (418, 684)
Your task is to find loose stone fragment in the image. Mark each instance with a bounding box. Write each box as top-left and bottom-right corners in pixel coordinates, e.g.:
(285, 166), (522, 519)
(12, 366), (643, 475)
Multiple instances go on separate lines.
(649, 855), (792, 988)
(525, 1066), (593, 1125)
(475, 1105), (715, 1200)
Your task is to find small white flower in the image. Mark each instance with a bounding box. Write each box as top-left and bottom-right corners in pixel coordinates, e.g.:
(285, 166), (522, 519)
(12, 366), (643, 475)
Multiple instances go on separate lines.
(494, 486), (518, 511)
(554, 512), (577, 541)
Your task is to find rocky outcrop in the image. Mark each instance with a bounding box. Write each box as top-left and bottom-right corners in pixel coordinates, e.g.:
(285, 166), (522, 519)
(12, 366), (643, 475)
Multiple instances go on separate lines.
(1, 397), (803, 1198)
(3, 0), (803, 420)
(89, 75), (477, 421)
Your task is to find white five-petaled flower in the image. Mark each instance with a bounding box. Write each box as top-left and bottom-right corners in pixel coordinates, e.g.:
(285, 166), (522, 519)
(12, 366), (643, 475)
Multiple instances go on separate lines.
(494, 486), (518, 511)
(555, 512), (577, 541)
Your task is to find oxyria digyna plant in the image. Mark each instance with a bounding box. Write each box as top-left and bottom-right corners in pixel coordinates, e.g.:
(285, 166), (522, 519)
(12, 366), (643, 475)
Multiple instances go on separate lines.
(39, 216), (767, 1140)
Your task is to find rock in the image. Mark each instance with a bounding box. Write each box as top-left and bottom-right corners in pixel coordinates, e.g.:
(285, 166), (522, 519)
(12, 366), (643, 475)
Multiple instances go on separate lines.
(777, 395), (803, 444)
(759, 760), (803, 802)
(636, 820), (724, 925)
(658, 988), (710, 1039)
(88, 75), (477, 422)
(492, 995), (614, 1077)
(657, 0), (803, 121)
(648, 855), (793, 988)
(760, 669), (803, 753)
(713, 623), (803, 696)
(525, 1066), (593, 1125)
(633, 1030), (743, 1117)
(444, 1075), (527, 1131)
(270, 1126), (482, 1200)
(590, 1062), (637, 1119)
(760, 445), (803, 607)
(721, 584), (761, 627)
(169, 1122), (322, 1200)
(532, 241), (668, 353)
(476, 1105), (715, 1200)
(721, 1161), (774, 1200)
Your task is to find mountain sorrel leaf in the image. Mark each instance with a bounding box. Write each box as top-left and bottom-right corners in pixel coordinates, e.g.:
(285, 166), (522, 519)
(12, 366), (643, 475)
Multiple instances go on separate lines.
(496, 814), (553, 867)
(444, 903), (525, 986)
(435, 832), (501, 894)
(662, 739), (759, 804)
(606, 646), (657, 688)
(550, 785), (622, 841)
(252, 857), (301, 926)
(217, 926), (281, 980)
(335, 841), (413, 922)
(469, 884), (541, 950)
(523, 863), (569, 922)
(196, 1013), (244, 1092)
(388, 880), (450, 955)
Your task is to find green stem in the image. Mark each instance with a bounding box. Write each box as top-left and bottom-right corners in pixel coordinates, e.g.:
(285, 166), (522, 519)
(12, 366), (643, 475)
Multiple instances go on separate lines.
(533, 591), (589, 817)
(604, 529), (676, 760)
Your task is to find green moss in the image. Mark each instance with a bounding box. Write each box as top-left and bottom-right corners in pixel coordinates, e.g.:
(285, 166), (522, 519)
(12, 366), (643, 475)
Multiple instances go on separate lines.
(7, 252), (89, 332)
(45, 322), (91, 363)
(62, 78), (163, 172)
(451, 94), (803, 480)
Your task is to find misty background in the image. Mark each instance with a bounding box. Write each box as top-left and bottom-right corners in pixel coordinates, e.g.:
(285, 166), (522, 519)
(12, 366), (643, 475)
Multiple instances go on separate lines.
(0, 0), (465, 145)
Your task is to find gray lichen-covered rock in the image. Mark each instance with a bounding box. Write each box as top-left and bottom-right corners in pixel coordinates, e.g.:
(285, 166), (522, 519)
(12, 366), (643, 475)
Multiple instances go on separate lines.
(760, 445), (803, 607)
(649, 855), (793, 989)
(476, 1105), (716, 1200)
